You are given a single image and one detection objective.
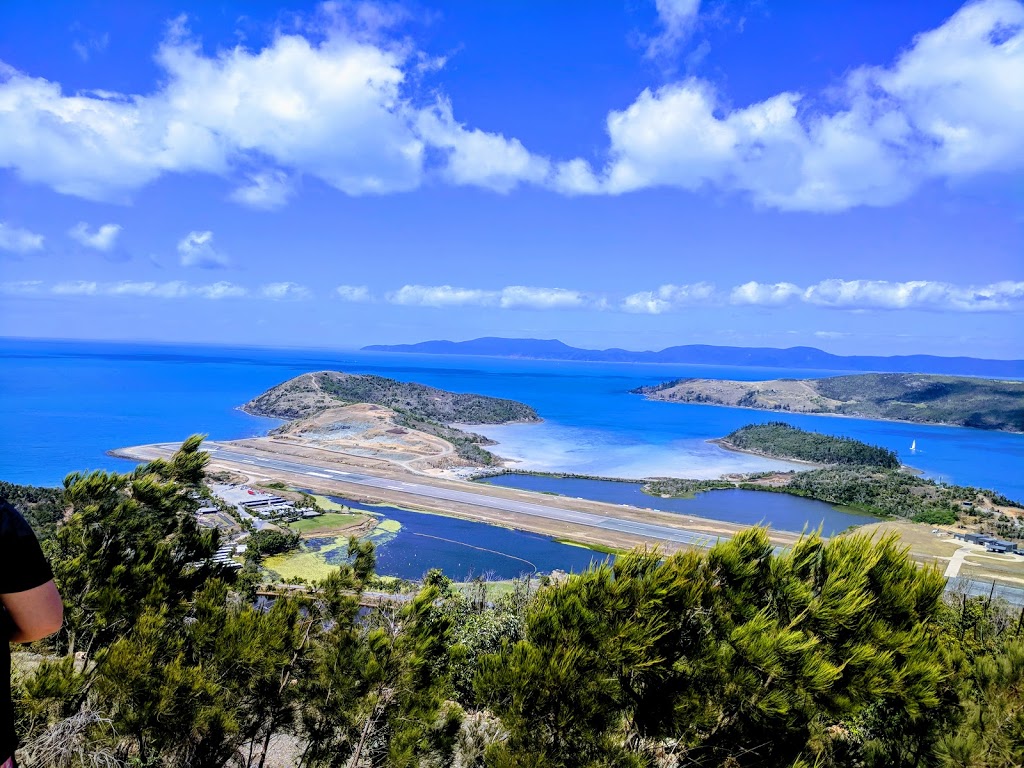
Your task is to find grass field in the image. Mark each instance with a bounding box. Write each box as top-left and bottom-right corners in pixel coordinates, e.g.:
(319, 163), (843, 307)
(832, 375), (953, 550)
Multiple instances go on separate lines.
(288, 512), (367, 535)
(264, 549), (342, 582)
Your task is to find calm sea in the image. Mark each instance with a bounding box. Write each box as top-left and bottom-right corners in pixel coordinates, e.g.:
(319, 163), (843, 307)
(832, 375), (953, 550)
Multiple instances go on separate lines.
(2, 337), (1023, 503)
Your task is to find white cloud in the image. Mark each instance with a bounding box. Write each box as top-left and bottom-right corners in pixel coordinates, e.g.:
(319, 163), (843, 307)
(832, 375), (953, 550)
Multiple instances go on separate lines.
(178, 230), (228, 269)
(0, 16), (551, 203)
(388, 284), (497, 308)
(727, 278), (1024, 312)
(730, 281), (802, 306)
(560, 0), (1024, 210)
(0, 221), (44, 253)
(229, 171), (293, 209)
(69, 221), (121, 251)
(52, 280), (99, 295)
(416, 100), (551, 192)
(646, 0), (702, 59)
(0, 280), (43, 295)
(499, 286), (585, 309)
(802, 279), (1024, 312)
(48, 279), (247, 299)
(2, 1), (1020, 212)
(621, 282), (717, 313)
(388, 284), (594, 309)
(197, 281), (248, 299)
(335, 285), (372, 302)
(261, 282), (311, 300)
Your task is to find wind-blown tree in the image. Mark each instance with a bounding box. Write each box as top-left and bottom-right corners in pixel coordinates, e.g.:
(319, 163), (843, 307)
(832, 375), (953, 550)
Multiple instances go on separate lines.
(476, 528), (951, 767)
(46, 435), (223, 665)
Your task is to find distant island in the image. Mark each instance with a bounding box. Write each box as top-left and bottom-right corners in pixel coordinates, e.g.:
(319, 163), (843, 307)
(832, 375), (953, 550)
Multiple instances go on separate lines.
(363, 337), (1024, 377)
(632, 373), (1024, 432)
(243, 371), (540, 464)
(717, 422), (900, 468)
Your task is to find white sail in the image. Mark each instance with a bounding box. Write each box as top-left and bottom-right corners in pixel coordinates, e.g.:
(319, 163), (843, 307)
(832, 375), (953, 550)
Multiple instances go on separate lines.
(910, 440), (917, 452)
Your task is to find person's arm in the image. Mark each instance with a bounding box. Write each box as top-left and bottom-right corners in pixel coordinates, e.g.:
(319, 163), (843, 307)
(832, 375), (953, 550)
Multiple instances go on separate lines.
(1, 581), (63, 643)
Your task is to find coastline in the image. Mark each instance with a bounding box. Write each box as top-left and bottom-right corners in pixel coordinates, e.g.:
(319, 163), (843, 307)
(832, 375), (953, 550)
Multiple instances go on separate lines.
(707, 437), (825, 469)
(637, 395), (1023, 435)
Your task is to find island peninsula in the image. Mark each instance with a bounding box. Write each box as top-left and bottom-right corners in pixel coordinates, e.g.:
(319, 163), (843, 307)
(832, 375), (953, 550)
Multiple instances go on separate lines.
(632, 373), (1024, 432)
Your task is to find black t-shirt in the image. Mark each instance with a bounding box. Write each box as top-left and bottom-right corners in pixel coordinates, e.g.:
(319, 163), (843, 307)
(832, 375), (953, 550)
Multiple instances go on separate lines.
(0, 501), (54, 761)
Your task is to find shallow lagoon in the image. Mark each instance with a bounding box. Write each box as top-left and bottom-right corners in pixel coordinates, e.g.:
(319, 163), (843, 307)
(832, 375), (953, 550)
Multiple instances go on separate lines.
(273, 497), (609, 582)
(479, 474), (880, 537)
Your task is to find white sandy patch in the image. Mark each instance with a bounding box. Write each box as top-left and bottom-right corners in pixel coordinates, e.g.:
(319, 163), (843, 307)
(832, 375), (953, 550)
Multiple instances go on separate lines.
(472, 421), (805, 479)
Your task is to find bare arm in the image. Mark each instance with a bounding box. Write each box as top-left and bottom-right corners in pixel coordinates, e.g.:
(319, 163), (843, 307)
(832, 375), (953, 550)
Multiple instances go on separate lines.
(1, 580), (63, 643)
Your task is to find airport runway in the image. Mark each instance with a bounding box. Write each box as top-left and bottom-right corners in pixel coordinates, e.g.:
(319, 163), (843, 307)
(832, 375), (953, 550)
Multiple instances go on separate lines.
(202, 445), (725, 549)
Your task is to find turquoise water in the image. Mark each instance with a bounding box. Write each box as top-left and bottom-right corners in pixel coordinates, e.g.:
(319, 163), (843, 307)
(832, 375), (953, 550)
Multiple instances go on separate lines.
(2, 338), (1023, 503)
(479, 475), (879, 536)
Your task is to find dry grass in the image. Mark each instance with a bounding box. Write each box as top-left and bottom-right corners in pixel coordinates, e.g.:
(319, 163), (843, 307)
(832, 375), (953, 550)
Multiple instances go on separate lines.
(856, 520), (961, 558)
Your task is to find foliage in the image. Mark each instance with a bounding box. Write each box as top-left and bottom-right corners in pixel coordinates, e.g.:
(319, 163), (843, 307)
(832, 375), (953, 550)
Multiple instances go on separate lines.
(634, 373), (1024, 431)
(913, 508), (959, 525)
(0, 480), (64, 543)
(641, 477), (734, 497)
(10, 437), (1024, 767)
(724, 421), (900, 468)
(246, 371), (539, 424)
(246, 528), (301, 560)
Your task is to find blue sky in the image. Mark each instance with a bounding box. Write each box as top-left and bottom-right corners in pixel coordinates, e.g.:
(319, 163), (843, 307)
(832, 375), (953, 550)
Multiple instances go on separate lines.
(1, 0), (1022, 357)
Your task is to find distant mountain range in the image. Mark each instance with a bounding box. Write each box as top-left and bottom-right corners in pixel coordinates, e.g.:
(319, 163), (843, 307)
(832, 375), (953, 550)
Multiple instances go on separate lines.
(362, 337), (1024, 377)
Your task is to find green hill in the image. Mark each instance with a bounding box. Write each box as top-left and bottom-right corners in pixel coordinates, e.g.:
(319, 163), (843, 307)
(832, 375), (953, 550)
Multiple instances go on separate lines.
(633, 372), (1024, 432)
(243, 370), (540, 424)
(722, 422), (900, 468)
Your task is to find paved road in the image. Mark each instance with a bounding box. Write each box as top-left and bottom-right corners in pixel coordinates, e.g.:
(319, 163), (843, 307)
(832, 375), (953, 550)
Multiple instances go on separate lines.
(201, 445), (725, 549)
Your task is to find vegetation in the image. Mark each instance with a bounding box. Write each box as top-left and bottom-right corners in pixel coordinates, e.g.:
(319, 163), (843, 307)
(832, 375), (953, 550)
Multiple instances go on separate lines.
(641, 477), (735, 497)
(243, 370), (540, 464)
(736, 467), (1023, 537)
(245, 528), (301, 559)
(633, 373), (1024, 432)
(244, 370), (540, 424)
(0, 480), (63, 543)
(723, 421), (900, 467)
(7, 437), (1024, 767)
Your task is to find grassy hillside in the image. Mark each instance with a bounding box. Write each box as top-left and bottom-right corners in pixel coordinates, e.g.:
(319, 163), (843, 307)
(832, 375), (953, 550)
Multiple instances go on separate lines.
(244, 370), (540, 424)
(242, 371), (539, 465)
(722, 422), (900, 468)
(633, 373), (1024, 432)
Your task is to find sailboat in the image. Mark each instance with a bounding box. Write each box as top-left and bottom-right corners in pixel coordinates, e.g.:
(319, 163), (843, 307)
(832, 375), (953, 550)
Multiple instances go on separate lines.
(910, 440), (917, 453)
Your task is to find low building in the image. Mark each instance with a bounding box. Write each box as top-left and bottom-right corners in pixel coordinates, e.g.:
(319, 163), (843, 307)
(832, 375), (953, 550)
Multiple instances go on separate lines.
(985, 540), (1018, 554)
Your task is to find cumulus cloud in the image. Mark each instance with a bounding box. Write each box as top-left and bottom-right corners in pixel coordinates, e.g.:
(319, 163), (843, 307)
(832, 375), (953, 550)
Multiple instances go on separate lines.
(335, 285), (372, 302)
(229, 171), (293, 209)
(416, 100), (551, 192)
(1, 1), (1020, 212)
(0, 221), (44, 253)
(499, 286), (585, 309)
(560, 0), (1024, 210)
(622, 282), (717, 313)
(388, 284), (496, 307)
(69, 221), (121, 251)
(0, 15), (550, 203)
(261, 282), (312, 300)
(730, 281), (802, 306)
(646, 0), (702, 59)
(178, 230), (228, 269)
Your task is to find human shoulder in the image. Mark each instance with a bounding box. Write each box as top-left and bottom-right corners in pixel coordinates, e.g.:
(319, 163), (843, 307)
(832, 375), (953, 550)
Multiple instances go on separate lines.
(0, 500), (36, 540)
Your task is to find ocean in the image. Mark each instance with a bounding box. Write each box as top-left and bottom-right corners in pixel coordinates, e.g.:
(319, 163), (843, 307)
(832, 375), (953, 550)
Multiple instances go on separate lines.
(3, 337), (1023, 502)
